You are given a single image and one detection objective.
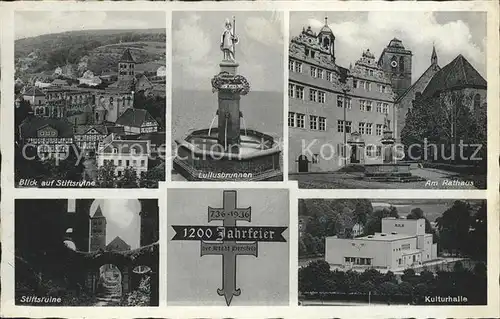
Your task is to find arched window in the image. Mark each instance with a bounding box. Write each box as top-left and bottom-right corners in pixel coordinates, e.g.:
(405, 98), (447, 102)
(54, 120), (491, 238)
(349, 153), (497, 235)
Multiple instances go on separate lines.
(473, 94), (481, 111)
(399, 56), (405, 73)
(323, 37), (330, 49)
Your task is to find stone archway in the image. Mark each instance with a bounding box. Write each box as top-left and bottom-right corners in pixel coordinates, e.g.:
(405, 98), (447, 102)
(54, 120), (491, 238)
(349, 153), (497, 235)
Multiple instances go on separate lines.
(95, 263), (123, 306)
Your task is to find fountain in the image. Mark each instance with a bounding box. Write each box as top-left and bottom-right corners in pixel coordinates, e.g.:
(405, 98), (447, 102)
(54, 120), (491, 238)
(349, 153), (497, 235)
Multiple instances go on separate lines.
(173, 17), (282, 181)
(363, 115), (424, 182)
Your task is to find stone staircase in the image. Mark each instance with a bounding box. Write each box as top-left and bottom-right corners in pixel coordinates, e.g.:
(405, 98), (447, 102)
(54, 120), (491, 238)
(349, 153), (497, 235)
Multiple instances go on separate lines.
(95, 279), (122, 306)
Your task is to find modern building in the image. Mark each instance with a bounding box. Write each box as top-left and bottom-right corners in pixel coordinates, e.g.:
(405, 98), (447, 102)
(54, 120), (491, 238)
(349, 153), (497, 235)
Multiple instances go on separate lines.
(325, 217), (438, 271)
(289, 19), (400, 173)
(96, 133), (150, 177)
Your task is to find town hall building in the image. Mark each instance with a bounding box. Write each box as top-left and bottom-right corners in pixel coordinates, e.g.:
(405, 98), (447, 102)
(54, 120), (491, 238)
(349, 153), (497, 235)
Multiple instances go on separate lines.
(289, 19), (399, 173)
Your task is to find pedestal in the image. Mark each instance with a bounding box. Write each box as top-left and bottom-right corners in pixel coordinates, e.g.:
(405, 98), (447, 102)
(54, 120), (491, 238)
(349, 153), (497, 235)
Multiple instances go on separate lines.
(217, 90), (241, 153)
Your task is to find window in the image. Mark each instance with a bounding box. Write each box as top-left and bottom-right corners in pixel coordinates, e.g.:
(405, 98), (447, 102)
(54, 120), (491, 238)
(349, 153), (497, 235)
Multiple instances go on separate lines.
(288, 60), (293, 71)
(319, 117), (326, 131)
(382, 85), (387, 93)
(376, 124), (383, 136)
(337, 144), (346, 157)
(310, 66), (317, 78)
(402, 244), (411, 250)
(296, 62), (303, 73)
(383, 103), (389, 114)
(345, 121), (352, 133)
(117, 170), (122, 177)
(366, 123), (373, 135)
(474, 94), (481, 111)
(337, 120), (344, 133)
(112, 148), (118, 154)
(360, 100), (366, 111)
(376, 102), (382, 113)
(338, 96), (351, 109)
(288, 112), (295, 127)
(309, 115), (318, 130)
(359, 80), (365, 90)
(133, 160), (136, 166)
(309, 89), (318, 102)
(366, 145), (375, 157)
(317, 69), (324, 79)
(131, 148), (136, 155)
(126, 160), (130, 166)
(359, 122), (366, 134)
(326, 71), (332, 82)
(363, 81), (368, 90)
(312, 154), (319, 164)
(288, 83), (295, 97)
(141, 160), (145, 167)
(376, 146), (382, 157)
(378, 84), (382, 93)
(311, 51), (316, 59)
(367, 82), (372, 91)
(295, 85), (305, 100)
(366, 101), (372, 112)
(369, 69), (374, 76)
(296, 113), (305, 128)
(118, 160), (122, 166)
(318, 91), (326, 104)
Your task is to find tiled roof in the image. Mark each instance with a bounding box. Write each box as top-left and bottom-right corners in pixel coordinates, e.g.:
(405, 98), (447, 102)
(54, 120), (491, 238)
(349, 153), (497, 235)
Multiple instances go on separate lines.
(100, 138), (150, 155)
(23, 86), (45, 97)
(119, 48), (136, 63)
(106, 236), (130, 251)
(93, 205), (104, 218)
(74, 125), (108, 135)
(19, 117), (74, 138)
(116, 108), (157, 127)
(422, 54), (487, 98)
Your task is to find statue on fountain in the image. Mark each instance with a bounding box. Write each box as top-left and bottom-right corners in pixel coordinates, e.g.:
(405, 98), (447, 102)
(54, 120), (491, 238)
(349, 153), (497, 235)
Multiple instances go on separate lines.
(220, 18), (239, 62)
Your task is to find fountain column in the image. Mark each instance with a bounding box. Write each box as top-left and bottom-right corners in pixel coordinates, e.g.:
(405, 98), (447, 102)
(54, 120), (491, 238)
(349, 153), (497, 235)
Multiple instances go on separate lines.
(217, 60), (241, 153)
(381, 128), (395, 164)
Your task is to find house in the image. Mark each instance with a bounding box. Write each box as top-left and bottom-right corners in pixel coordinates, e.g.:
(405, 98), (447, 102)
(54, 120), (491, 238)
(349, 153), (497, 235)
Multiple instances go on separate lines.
(115, 108), (158, 135)
(73, 125), (108, 152)
(96, 133), (150, 177)
(106, 236), (131, 251)
(18, 116), (74, 160)
(51, 79), (69, 87)
(79, 70), (103, 87)
(22, 86), (46, 106)
(156, 66), (166, 77)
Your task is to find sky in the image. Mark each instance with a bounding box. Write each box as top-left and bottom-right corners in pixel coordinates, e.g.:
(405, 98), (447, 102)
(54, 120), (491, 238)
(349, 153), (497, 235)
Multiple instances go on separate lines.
(89, 199), (142, 250)
(290, 11), (487, 82)
(172, 11), (284, 92)
(15, 11), (166, 40)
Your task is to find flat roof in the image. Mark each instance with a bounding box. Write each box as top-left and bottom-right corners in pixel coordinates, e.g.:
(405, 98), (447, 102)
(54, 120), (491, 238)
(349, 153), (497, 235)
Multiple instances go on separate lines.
(402, 249), (422, 256)
(354, 233), (415, 242)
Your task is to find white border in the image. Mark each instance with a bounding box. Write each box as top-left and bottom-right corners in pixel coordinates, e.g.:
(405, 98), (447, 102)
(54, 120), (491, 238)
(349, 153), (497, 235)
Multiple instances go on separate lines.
(0, 1), (498, 318)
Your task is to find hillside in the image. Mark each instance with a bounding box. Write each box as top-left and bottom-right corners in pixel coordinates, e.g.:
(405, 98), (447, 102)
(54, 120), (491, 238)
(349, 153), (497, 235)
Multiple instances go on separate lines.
(15, 29), (166, 76)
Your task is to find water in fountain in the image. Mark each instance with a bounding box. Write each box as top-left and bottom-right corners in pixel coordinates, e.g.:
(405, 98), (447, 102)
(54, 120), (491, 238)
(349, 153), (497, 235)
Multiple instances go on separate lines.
(208, 114), (217, 137)
(241, 116), (248, 137)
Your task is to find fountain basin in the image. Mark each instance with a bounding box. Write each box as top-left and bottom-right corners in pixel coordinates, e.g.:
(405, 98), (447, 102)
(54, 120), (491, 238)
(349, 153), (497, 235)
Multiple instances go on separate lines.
(363, 163), (425, 183)
(173, 128), (282, 181)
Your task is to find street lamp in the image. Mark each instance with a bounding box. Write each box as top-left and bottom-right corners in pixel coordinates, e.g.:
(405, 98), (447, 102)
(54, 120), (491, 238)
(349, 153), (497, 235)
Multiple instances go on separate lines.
(341, 82), (352, 167)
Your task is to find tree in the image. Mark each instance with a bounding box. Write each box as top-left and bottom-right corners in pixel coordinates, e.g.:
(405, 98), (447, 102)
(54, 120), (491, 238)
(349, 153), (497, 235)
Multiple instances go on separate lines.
(118, 167), (139, 188)
(407, 207), (436, 237)
(298, 260), (331, 293)
(436, 200), (472, 256)
(97, 161), (117, 188)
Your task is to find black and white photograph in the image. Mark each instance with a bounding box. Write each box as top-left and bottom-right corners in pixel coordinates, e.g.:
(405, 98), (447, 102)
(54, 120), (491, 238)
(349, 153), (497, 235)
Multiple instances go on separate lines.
(167, 188), (289, 306)
(171, 12), (284, 182)
(14, 11), (166, 188)
(288, 12), (487, 189)
(298, 198), (487, 305)
(15, 198), (159, 306)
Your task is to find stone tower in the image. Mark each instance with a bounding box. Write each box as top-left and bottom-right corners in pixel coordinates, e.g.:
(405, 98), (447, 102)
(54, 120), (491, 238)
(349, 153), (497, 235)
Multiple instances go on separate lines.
(317, 17), (335, 61)
(90, 205), (106, 251)
(118, 48), (136, 82)
(378, 38), (412, 97)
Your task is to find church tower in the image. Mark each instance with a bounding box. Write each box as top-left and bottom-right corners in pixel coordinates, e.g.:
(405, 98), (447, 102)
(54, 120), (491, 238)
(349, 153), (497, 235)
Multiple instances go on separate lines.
(118, 48), (136, 82)
(90, 205), (106, 251)
(377, 38), (413, 97)
(431, 44), (438, 66)
(317, 17), (335, 62)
